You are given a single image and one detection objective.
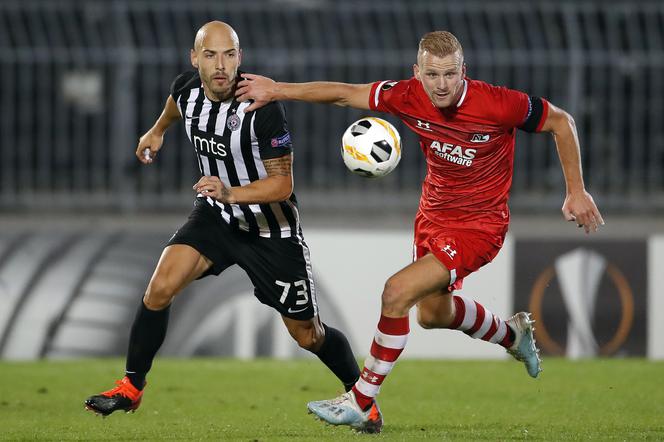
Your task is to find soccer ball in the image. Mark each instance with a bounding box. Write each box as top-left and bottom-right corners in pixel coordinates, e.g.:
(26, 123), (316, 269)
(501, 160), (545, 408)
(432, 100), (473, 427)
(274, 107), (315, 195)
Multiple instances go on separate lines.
(341, 117), (401, 178)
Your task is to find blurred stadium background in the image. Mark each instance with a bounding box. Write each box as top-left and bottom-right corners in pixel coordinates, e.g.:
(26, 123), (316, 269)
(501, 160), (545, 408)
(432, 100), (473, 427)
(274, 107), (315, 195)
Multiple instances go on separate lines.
(0, 0), (662, 365)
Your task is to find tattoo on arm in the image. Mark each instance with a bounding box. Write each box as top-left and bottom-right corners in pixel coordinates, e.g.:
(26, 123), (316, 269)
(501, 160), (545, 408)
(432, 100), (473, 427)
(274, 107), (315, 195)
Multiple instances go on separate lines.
(263, 155), (292, 177)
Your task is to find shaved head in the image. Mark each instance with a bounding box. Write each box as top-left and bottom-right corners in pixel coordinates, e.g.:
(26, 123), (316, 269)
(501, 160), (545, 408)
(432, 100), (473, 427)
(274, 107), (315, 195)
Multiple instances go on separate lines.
(194, 21), (239, 52)
(190, 21), (242, 102)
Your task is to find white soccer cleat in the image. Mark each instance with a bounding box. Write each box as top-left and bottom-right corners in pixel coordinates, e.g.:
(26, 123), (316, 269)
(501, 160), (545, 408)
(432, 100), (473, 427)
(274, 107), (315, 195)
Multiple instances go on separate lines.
(506, 312), (542, 378)
(307, 390), (383, 433)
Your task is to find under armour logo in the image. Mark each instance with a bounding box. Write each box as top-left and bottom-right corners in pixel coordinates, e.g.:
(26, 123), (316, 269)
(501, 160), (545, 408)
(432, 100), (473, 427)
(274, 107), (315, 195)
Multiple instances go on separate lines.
(417, 120), (432, 131)
(361, 369), (379, 383)
(442, 244), (457, 259)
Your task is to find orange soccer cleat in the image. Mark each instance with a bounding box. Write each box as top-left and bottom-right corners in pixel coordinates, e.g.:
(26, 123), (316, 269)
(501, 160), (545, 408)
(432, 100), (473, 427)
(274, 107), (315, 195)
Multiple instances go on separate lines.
(84, 376), (145, 417)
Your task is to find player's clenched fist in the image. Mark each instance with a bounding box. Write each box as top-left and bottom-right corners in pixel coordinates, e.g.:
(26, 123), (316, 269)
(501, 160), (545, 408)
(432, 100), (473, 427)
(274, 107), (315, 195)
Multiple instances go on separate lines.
(562, 190), (605, 234)
(136, 130), (164, 164)
(193, 176), (236, 204)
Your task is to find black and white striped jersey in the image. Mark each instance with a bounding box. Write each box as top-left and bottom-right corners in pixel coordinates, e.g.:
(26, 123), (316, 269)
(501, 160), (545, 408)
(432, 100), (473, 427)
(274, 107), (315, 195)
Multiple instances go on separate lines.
(170, 71), (300, 239)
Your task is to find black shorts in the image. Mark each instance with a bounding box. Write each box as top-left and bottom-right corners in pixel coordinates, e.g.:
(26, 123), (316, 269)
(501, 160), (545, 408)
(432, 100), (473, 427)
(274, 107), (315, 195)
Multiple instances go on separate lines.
(167, 198), (318, 320)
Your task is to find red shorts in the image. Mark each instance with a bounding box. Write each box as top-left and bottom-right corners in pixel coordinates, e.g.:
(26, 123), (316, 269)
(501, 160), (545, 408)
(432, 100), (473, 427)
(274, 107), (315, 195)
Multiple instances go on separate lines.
(413, 212), (507, 291)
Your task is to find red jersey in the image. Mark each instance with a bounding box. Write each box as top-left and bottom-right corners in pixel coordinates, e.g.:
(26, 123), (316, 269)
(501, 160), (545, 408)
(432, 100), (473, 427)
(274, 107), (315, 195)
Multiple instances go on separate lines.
(369, 77), (548, 234)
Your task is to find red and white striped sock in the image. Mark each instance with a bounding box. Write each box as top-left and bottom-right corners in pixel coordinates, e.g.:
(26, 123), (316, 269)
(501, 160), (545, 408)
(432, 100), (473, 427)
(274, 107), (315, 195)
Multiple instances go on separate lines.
(352, 314), (409, 410)
(448, 295), (514, 348)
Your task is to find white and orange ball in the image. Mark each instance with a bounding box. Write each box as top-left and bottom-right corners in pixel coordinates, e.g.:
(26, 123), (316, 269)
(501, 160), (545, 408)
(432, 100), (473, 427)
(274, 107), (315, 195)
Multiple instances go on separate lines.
(341, 117), (401, 178)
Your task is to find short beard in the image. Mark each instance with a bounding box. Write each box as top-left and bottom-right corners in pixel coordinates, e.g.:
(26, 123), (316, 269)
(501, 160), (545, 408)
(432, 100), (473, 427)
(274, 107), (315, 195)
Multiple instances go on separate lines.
(206, 80), (235, 102)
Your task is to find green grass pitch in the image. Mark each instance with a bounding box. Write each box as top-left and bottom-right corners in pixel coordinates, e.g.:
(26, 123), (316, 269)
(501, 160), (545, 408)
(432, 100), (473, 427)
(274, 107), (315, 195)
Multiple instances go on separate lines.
(0, 358), (662, 440)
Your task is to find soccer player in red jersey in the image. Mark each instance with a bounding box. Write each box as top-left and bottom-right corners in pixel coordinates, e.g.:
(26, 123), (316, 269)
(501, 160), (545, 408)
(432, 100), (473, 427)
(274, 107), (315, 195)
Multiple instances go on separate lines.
(237, 31), (604, 433)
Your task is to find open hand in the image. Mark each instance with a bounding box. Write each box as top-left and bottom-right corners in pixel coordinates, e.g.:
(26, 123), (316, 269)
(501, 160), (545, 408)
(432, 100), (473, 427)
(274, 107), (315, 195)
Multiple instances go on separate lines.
(236, 73), (276, 112)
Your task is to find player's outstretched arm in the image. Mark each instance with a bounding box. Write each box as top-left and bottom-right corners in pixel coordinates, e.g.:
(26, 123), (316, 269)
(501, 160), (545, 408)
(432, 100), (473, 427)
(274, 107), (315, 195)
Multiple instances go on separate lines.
(540, 102), (604, 234)
(193, 155), (293, 204)
(236, 73), (373, 112)
(136, 95), (181, 164)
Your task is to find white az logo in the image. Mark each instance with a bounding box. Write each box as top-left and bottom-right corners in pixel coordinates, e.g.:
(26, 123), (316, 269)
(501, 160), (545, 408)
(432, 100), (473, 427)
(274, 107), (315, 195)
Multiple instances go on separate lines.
(471, 133), (490, 143)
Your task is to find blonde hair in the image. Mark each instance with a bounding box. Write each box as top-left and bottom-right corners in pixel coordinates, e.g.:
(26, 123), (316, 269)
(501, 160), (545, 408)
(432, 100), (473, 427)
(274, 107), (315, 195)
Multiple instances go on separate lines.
(418, 31), (463, 62)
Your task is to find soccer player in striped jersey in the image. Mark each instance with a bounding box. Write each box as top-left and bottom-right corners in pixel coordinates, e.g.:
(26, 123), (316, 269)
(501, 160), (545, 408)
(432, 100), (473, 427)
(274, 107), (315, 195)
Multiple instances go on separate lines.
(236, 31), (604, 433)
(84, 21), (360, 417)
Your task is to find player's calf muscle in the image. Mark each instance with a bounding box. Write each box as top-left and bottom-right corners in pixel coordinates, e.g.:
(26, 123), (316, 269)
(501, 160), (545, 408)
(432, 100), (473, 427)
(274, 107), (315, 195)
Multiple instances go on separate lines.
(416, 306), (454, 329)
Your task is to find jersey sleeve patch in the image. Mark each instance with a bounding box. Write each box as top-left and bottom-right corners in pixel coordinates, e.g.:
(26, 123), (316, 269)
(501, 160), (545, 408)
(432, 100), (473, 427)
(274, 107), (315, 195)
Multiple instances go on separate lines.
(255, 101), (293, 159)
(519, 96), (549, 132)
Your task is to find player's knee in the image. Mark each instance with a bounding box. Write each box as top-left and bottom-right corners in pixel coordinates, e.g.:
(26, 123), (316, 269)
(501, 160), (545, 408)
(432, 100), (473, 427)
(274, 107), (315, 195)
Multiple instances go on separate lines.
(294, 329), (319, 352)
(295, 335), (317, 352)
(290, 323), (323, 352)
(381, 277), (409, 311)
(143, 278), (177, 310)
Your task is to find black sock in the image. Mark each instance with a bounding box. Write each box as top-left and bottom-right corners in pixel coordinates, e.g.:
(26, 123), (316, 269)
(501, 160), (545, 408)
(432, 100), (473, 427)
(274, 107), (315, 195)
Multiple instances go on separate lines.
(508, 325), (516, 346)
(314, 323), (361, 392)
(125, 301), (171, 390)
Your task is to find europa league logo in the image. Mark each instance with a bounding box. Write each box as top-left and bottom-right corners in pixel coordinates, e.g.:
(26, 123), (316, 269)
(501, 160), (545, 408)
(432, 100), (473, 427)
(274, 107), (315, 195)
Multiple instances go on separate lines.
(528, 248), (634, 358)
